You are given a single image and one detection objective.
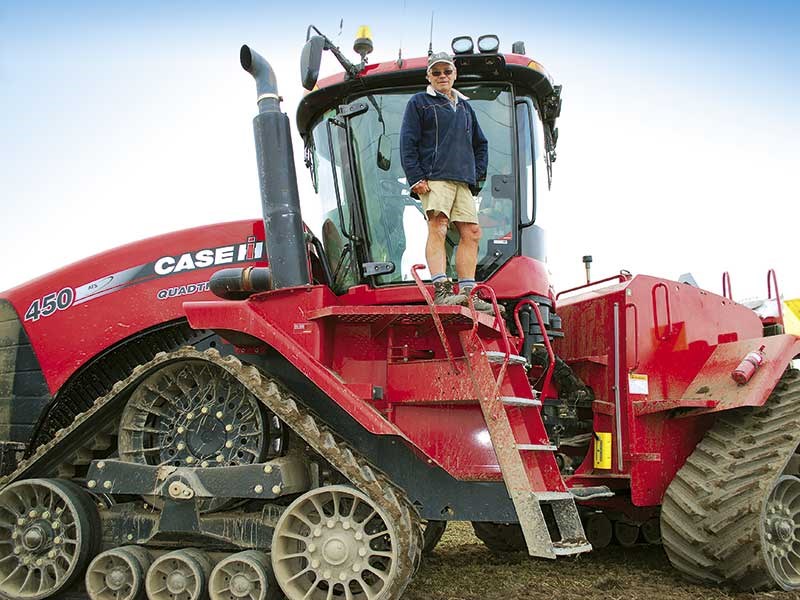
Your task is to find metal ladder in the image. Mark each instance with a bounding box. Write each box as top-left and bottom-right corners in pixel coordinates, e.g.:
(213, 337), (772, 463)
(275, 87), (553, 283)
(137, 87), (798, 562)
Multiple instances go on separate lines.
(459, 289), (591, 558)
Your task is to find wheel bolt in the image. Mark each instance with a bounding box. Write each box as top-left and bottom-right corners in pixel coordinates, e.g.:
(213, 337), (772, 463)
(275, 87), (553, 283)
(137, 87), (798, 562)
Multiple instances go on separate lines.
(358, 548), (367, 557)
(47, 550), (56, 559)
(216, 411), (224, 419)
(187, 412), (194, 421)
(201, 461), (209, 468)
(225, 440), (234, 449)
(339, 572), (347, 581)
(354, 531), (363, 541)
(55, 508), (63, 515)
(16, 518), (25, 526)
(327, 519), (335, 529)
(35, 559), (43, 566)
(308, 543), (317, 553)
(11, 531), (18, 540)
(53, 537), (62, 545)
(177, 442), (186, 450)
(342, 522), (351, 530)
(314, 528), (322, 538)
(177, 426), (185, 434)
(97, 461), (106, 470)
(41, 511), (50, 520)
(263, 465), (273, 474)
(254, 485), (264, 494)
(272, 485), (281, 495)
(216, 455), (225, 463)
(87, 480), (97, 489)
(323, 570), (331, 579)
(52, 521), (60, 530)
(13, 548), (20, 555)
(28, 511), (38, 519)
(201, 407), (209, 415)
(311, 559), (320, 568)
(103, 481), (112, 490)
(186, 456), (195, 464)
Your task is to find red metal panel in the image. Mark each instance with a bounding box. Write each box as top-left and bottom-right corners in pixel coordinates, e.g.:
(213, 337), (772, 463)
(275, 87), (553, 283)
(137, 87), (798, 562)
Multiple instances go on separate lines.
(2, 220), (266, 393)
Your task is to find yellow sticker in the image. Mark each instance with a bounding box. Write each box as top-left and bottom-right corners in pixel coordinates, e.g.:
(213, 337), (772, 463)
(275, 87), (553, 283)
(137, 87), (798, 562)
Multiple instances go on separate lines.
(628, 373), (649, 395)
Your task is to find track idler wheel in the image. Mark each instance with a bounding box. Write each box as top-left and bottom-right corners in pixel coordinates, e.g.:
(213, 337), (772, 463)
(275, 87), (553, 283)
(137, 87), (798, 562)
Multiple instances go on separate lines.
(0, 478), (100, 600)
(640, 518), (662, 545)
(85, 546), (152, 600)
(471, 522), (527, 552)
(145, 548), (212, 600)
(209, 550), (281, 600)
(271, 485), (403, 600)
(582, 512), (613, 549)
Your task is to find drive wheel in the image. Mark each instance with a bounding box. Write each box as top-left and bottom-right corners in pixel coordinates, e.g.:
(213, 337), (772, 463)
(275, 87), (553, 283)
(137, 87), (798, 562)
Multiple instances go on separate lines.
(271, 485), (401, 599)
(118, 359), (285, 511)
(0, 478), (100, 600)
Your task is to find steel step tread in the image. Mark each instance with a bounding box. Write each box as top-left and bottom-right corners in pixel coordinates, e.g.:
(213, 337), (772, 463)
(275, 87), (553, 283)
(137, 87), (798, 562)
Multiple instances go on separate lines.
(500, 396), (541, 407)
(484, 351), (527, 366)
(517, 443), (558, 451)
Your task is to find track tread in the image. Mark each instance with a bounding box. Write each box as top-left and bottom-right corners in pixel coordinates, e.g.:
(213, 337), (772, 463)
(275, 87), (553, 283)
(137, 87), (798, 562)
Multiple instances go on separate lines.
(661, 368), (800, 590)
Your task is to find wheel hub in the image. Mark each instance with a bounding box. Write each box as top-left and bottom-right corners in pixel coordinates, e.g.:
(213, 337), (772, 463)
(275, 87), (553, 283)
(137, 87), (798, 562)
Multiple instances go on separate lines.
(321, 535), (350, 566)
(230, 574), (252, 597)
(772, 517), (794, 542)
(105, 567), (128, 591)
(21, 525), (47, 551)
(165, 571), (188, 594)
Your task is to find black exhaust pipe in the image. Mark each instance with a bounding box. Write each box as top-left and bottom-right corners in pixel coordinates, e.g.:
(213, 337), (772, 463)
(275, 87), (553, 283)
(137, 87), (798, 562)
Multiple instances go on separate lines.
(240, 45), (310, 290)
(210, 267), (273, 300)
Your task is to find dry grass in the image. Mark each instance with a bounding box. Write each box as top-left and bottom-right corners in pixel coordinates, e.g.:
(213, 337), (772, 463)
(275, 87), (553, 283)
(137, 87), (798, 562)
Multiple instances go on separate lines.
(405, 522), (800, 600)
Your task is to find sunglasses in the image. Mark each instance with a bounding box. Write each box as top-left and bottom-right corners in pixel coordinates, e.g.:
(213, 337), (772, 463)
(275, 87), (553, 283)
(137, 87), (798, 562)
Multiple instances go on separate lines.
(430, 69), (454, 77)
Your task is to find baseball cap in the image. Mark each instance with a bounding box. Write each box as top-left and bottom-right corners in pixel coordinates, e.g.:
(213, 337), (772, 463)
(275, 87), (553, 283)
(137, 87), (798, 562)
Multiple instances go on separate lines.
(427, 52), (455, 72)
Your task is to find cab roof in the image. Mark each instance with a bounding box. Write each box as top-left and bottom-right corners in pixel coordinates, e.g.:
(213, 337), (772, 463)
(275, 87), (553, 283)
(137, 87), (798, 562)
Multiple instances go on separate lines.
(295, 52), (557, 137)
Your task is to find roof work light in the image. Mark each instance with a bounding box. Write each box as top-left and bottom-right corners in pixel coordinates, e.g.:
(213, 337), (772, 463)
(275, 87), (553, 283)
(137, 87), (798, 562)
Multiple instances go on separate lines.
(451, 36), (474, 54)
(354, 25), (374, 60)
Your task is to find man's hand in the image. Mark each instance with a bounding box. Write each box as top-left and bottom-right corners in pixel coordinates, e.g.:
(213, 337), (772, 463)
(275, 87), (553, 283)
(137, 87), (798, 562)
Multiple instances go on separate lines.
(411, 180), (431, 195)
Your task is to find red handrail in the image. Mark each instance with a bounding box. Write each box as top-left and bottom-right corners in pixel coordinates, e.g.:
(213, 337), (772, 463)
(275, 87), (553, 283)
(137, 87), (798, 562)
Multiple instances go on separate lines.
(556, 272), (633, 300)
(722, 271), (732, 300)
(467, 284), (512, 400)
(652, 282), (674, 341)
(410, 265), (459, 373)
(767, 269), (784, 326)
(514, 299), (555, 398)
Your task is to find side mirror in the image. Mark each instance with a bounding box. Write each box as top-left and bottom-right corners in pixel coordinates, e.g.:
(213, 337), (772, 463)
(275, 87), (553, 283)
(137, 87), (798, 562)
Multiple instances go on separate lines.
(377, 134), (392, 171)
(301, 35), (325, 91)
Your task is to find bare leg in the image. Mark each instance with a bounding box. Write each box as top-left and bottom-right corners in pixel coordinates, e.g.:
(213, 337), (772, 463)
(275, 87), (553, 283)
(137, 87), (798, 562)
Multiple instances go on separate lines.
(426, 211), (450, 275)
(453, 221), (481, 280)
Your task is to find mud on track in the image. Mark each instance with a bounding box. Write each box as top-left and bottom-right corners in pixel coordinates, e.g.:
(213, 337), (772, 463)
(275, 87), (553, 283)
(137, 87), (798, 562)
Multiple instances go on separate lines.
(406, 523), (800, 600)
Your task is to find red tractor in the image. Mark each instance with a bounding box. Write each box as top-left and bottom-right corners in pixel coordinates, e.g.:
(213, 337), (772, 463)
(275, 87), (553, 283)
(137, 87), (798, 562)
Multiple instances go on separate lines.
(0, 26), (798, 600)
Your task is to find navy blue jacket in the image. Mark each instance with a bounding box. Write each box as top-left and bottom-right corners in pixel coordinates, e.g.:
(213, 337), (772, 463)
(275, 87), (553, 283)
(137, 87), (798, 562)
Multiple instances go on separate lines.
(400, 87), (489, 189)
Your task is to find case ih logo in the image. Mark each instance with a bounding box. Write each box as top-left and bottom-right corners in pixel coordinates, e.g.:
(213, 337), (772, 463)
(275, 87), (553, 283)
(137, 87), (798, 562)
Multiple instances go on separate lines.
(154, 237), (264, 276)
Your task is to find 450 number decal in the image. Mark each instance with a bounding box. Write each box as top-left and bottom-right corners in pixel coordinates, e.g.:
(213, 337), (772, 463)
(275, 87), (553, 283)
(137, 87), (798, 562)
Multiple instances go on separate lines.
(24, 288), (75, 322)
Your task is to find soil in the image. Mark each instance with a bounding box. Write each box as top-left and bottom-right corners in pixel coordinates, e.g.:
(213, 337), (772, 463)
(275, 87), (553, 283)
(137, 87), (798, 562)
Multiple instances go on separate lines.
(405, 522), (800, 600)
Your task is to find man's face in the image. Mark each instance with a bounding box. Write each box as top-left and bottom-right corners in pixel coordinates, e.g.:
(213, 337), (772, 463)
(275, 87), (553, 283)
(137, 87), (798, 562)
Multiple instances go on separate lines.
(427, 62), (456, 95)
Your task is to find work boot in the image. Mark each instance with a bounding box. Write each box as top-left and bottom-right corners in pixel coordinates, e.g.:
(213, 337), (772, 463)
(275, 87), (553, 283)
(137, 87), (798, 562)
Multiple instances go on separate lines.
(460, 286), (506, 316)
(433, 279), (467, 306)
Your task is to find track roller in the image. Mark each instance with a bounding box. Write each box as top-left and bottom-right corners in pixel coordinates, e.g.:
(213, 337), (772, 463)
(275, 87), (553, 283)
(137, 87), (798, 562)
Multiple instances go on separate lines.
(613, 520), (640, 547)
(582, 512), (612, 549)
(85, 546), (152, 600)
(209, 550), (281, 600)
(145, 548), (212, 600)
(0, 478), (100, 600)
(640, 518), (661, 545)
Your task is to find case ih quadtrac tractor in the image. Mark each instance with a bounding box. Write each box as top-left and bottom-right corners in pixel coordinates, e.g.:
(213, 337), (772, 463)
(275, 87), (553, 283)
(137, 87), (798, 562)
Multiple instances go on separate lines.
(1, 26), (799, 600)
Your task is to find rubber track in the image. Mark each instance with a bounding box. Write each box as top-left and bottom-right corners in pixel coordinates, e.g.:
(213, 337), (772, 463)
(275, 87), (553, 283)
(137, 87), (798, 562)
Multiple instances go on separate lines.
(1, 347), (423, 599)
(661, 368), (800, 590)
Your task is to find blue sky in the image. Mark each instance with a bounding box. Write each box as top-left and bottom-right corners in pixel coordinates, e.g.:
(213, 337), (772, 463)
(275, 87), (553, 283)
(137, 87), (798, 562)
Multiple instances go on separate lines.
(2, 1), (799, 302)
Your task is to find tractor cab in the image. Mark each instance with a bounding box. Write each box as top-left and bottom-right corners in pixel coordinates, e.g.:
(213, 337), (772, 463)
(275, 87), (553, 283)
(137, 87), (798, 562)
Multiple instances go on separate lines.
(296, 28), (562, 300)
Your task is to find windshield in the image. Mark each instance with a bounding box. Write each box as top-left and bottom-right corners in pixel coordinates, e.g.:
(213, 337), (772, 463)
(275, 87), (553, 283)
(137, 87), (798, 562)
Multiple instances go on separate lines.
(307, 84), (516, 287)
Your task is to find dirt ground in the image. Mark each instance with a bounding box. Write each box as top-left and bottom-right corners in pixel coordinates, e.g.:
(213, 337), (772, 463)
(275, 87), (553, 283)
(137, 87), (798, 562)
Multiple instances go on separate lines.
(405, 522), (800, 600)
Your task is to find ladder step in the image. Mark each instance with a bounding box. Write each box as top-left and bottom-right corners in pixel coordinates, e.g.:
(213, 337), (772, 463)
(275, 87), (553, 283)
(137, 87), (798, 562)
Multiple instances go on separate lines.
(501, 396), (541, 407)
(570, 485), (614, 501)
(552, 541), (594, 556)
(517, 444), (558, 452)
(533, 491), (573, 502)
(484, 351), (527, 366)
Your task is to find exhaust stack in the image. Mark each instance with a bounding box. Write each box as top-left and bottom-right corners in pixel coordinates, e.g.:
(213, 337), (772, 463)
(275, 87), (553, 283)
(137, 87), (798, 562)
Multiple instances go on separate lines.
(240, 45), (310, 290)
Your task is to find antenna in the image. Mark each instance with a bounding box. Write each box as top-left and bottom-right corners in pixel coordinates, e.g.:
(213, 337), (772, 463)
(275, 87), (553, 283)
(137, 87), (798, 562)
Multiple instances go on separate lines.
(337, 18), (343, 42)
(397, 0), (406, 66)
(427, 11), (434, 56)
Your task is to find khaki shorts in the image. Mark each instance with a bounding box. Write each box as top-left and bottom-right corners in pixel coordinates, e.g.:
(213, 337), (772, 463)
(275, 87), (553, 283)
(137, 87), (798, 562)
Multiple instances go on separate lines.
(420, 180), (478, 224)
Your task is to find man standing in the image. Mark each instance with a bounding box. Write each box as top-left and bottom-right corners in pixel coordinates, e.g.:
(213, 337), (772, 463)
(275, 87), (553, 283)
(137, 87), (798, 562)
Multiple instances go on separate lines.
(400, 52), (496, 313)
